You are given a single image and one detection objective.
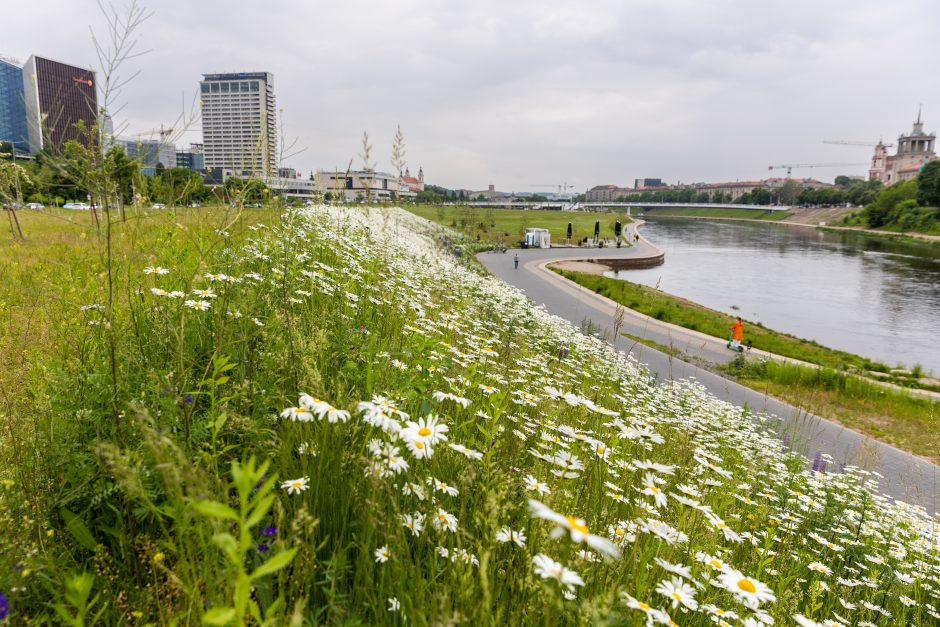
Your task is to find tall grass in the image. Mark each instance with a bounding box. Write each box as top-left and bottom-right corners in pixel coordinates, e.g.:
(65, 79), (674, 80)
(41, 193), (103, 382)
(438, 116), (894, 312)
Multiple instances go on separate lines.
(724, 358), (940, 461)
(0, 206), (937, 625)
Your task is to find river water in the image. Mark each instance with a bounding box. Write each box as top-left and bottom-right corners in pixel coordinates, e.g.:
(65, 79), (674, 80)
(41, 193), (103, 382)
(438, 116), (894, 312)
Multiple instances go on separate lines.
(606, 218), (940, 374)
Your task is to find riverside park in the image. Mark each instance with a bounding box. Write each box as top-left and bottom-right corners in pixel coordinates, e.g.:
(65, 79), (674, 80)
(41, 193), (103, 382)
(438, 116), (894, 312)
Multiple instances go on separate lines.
(0, 202), (938, 625)
(3, 0), (940, 624)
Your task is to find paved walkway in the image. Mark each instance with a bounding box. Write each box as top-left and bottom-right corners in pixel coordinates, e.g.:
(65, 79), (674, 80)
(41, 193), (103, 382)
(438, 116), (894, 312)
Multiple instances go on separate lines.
(478, 223), (939, 511)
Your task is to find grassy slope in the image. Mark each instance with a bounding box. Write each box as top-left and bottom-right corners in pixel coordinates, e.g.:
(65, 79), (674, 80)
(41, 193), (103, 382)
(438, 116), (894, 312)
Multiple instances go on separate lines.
(556, 269), (940, 461)
(0, 207), (937, 624)
(405, 205), (632, 244)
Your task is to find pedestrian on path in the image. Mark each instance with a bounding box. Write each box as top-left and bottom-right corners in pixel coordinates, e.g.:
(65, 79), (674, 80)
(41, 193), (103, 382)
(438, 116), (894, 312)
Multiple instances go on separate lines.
(514, 253), (519, 269)
(729, 317), (744, 351)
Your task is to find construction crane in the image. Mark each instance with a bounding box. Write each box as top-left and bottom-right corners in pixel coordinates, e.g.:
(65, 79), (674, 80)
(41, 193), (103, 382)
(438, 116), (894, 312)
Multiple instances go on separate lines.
(531, 182), (575, 194)
(767, 163), (869, 177)
(131, 125), (174, 140)
(823, 140), (894, 148)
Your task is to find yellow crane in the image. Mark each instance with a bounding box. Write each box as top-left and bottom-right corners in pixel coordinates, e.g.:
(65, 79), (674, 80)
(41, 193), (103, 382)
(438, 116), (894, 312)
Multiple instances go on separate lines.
(131, 125), (174, 140)
(530, 182), (575, 194)
(823, 139), (894, 148)
(767, 162), (868, 177)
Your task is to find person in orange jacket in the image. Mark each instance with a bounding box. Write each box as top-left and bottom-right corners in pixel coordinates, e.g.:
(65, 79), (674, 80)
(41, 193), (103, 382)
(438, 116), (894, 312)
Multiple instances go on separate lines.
(729, 317), (744, 351)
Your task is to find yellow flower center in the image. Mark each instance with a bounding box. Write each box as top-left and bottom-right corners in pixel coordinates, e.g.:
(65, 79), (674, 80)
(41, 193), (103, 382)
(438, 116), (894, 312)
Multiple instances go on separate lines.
(671, 592), (681, 602)
(737, 578), (757, 594)
(565, 516), (589, 535)
(709, 559), (722, 570)
(615, 528), (625, 536)
(638, 602), (651, 611)
(415, 441), (424, 449)
(596, 446), (605, 454)
(418, 427), (432, 436)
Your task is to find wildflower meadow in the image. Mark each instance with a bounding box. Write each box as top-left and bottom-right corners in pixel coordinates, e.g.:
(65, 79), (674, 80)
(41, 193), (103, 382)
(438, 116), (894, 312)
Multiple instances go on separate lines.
(0, 205), (938, 625)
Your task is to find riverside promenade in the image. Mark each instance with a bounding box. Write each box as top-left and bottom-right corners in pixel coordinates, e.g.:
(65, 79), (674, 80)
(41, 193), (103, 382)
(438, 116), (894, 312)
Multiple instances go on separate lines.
(477, 223), (939, 511)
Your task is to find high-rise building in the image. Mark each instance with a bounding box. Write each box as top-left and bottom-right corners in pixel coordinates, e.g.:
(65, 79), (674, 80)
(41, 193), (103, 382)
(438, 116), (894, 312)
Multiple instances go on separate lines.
(22, 55), (98, 154)
(0, 56), (29, 155)
(199, 72), (277, 177)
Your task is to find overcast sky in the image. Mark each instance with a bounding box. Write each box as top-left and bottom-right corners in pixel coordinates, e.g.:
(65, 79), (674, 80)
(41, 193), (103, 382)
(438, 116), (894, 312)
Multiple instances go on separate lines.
(5, 0), (939, 191)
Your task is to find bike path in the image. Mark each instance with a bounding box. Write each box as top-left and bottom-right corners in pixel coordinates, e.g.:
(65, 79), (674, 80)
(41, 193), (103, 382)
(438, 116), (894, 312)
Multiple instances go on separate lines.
(476, 226), (939, 512)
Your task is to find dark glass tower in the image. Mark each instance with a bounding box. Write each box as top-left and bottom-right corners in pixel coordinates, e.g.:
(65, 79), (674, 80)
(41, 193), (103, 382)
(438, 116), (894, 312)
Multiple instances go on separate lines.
(22, 55), (98, 154)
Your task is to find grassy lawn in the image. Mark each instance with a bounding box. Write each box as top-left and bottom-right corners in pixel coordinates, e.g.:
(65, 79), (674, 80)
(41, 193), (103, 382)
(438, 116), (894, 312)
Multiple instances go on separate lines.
(405, 205), (631, 245)
(555, 269), (886, 372)
(639, 207), (791, 220)
(552, 268), (939, 460)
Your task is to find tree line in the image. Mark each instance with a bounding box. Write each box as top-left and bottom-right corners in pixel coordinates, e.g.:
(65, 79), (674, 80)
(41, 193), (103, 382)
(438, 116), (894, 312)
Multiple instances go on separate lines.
(605, 178), (884, 208)
(0, 139), (276, 210)
(853, 160), (940, 232)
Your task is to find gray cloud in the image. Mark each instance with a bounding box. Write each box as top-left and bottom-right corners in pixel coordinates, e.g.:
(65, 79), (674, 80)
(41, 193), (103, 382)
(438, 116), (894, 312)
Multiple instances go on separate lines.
(5, 0), (939, 191)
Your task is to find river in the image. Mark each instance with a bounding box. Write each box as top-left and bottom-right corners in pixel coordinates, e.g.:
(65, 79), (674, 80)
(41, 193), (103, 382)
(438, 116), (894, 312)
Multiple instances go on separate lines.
(606, 218), (940, 374)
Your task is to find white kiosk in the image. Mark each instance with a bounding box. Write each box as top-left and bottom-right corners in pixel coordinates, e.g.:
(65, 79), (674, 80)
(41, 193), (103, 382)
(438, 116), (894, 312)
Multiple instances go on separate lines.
(523, 228), (551, 248)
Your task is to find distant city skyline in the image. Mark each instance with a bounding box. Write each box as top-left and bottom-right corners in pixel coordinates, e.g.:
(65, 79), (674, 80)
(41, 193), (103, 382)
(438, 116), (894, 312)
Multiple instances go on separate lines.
(3, 0), (940, 190)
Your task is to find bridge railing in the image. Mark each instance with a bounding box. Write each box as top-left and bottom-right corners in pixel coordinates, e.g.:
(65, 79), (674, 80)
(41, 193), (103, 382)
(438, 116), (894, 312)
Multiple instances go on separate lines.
(462, 201), (792, 211)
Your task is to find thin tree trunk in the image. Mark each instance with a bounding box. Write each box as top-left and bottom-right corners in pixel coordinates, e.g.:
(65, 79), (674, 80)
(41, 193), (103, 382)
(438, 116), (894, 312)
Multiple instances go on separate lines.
(6, 208), (17, 241)
(10, 206), (24, 240)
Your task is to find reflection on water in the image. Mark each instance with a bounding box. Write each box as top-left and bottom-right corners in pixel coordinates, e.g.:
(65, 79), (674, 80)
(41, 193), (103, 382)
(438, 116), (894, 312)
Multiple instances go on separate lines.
(607, 218), (940, 373)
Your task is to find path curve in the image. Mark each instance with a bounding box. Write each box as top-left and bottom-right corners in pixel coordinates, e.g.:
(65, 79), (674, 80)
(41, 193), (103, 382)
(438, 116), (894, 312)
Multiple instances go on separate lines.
(477, 222), (939, 511)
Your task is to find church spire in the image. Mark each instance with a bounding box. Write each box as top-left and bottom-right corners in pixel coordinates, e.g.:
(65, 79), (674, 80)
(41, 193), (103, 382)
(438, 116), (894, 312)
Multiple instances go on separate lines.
(913, 104), (924, 134)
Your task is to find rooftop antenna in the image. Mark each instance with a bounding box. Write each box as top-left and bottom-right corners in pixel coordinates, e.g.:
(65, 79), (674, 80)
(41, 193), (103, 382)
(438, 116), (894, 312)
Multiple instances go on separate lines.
(917, 103), (922, 124)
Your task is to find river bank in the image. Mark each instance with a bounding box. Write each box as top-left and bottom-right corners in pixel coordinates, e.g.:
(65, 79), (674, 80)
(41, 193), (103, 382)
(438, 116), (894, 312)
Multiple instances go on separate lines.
(552, 265), (940, 462)
(476, 242), (940, 504)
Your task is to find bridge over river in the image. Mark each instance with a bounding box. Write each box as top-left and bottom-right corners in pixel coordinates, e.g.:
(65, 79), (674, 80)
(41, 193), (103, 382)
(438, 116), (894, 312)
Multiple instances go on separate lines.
(465, 201), (791, 212)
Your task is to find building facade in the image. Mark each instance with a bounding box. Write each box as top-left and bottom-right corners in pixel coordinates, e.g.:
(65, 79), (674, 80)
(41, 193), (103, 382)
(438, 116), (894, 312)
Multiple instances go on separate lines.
(118, 138), (161, 176)
(400, 166), (425, 195)
(200, 72), (277, 177)
(0, 57), (29, 155)
(314, 169), (404, 202)
(869, 113), (936, 185)
(176, 143), (205, 171)
(157, 142), (176, 169)
(22, 55), (98, 154)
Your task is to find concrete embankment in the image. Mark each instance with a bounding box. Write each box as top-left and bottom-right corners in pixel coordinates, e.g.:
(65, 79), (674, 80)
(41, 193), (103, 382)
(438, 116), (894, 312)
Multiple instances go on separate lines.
(546, 220), (665, 274)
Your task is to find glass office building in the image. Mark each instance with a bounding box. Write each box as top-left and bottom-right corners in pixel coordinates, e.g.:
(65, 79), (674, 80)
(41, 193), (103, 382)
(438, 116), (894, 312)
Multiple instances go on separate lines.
(0, 57), (29, 154)
(22, 55), (98, 154)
